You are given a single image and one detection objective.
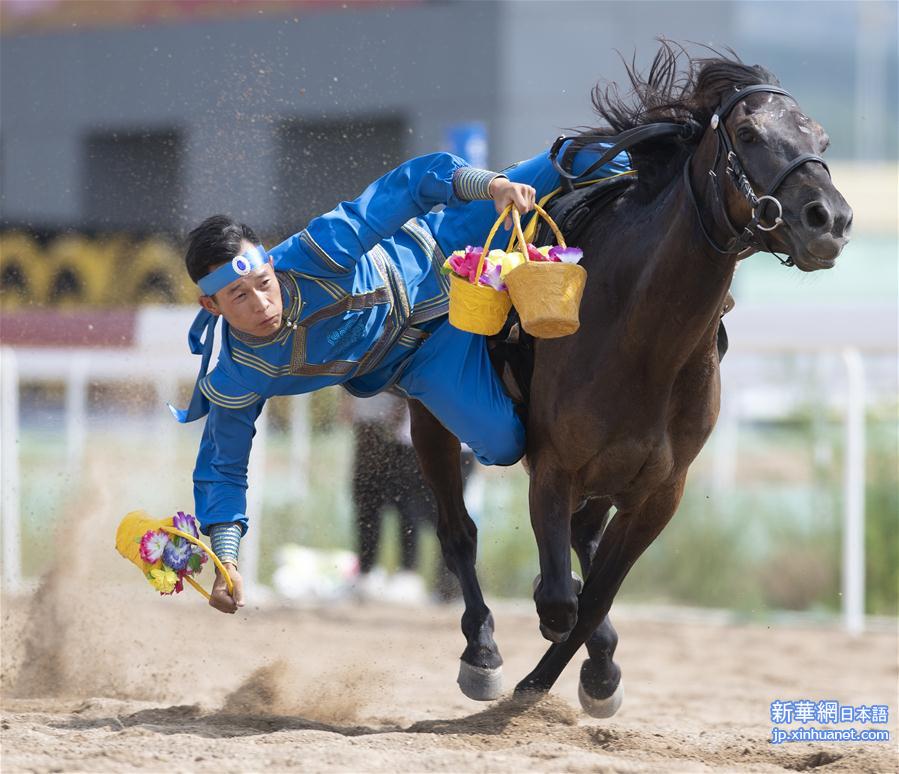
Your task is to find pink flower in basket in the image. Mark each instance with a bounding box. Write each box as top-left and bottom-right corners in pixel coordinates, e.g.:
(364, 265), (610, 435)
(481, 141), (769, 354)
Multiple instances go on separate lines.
(139, 530), (169, 564)
(526, 243), (557, 262)
(447, 246), (484, 283)
(444, 247), (508, 290)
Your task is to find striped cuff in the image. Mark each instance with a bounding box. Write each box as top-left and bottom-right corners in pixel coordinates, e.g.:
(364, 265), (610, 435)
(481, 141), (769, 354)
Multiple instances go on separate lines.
(453, 167), (506, 201)
(209, 522), (242, 564)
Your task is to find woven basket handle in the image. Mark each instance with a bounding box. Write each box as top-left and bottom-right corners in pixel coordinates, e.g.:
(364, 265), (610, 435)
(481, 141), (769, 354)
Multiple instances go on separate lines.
(473, 204), (527, 283)
(159, 526), (234, 599)
(474, 202), (568, 278)
(514, 204), (567, 261)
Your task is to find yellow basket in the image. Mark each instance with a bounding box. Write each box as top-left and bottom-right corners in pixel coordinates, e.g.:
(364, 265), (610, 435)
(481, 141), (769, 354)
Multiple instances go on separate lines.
(115, 510), (233, 600)
(504, 204), (587, 339)
(448, 273), (512, 335)
(446, 205), (518, 336)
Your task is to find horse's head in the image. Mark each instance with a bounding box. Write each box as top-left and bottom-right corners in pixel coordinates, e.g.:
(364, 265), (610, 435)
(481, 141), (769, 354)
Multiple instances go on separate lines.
(586, 47), (853, 270)
(697, 85), (853, 271)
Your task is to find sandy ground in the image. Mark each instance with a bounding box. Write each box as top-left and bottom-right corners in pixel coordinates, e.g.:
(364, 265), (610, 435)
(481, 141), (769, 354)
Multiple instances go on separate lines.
(2, 453), (897, 773)
(2, 585), (897, 773)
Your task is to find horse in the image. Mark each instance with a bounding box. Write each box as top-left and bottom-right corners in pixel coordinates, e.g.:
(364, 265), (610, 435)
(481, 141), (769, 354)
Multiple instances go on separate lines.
(408, 44), (853, 712)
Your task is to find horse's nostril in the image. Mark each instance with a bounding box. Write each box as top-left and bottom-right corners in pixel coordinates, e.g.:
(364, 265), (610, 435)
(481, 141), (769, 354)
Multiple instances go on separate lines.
(831, 207), (853, 239)
(801, 200), (832, 231)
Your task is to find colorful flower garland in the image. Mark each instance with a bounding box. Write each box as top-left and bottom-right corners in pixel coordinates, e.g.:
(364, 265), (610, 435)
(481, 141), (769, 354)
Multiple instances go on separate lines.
(138, 511), (207, 594)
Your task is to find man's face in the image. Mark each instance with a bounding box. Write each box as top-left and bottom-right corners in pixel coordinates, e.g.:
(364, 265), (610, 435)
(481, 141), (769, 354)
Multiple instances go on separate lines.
(199, 239), (284, 337)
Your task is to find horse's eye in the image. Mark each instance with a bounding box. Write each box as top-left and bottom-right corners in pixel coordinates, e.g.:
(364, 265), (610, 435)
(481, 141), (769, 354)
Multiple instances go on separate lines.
(737, 127), (757, 144)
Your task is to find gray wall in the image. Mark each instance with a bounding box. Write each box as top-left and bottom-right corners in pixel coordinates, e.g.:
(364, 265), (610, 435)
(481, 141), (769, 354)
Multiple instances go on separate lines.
(493, 1), (737, 166)
(0, 2), (502, 234)
(2, 0), (895, 235)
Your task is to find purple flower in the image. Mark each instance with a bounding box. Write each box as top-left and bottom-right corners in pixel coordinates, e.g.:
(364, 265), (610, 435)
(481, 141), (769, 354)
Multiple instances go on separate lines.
(478, 263), (507, 291)
(548, 246), (583, 264)
(162, 537), (192, 572)
(172, 511), (199, 538)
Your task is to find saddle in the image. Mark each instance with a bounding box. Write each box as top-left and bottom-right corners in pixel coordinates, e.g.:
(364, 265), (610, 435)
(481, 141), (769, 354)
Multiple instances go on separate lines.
(487, 174), (731, 419)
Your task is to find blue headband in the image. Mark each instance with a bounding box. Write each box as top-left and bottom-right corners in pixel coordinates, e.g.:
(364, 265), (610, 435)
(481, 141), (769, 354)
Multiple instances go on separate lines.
(198, 244), (269, 296)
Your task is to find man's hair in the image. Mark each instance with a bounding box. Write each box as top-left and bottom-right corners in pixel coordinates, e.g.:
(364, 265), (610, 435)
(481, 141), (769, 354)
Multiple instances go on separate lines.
(184, 215), (260, 284)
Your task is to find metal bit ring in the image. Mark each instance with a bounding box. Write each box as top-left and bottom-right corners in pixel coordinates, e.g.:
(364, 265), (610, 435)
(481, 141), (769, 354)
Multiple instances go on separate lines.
(754, 195), (784, 231)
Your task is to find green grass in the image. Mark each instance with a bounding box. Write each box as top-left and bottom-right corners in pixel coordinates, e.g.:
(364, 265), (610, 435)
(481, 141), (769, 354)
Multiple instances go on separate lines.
(14, 394), (898, 617)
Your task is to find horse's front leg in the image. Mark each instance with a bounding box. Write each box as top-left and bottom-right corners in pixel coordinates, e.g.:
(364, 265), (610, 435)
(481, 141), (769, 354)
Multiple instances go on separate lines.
(529, 463), (579, 642)
(408, 399), (503, 701)
(571, 497), (623, 718)
(517, 474), (687, 697)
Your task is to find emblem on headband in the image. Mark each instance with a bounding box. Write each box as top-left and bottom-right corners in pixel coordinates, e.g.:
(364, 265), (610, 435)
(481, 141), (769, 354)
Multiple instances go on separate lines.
(197, 244), (267, 296)
(232, 255), (253, 276)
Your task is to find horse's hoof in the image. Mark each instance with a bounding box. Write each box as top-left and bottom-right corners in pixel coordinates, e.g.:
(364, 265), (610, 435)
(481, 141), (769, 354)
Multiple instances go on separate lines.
(578, 675), (623, 718)
(457, 660), (503, 701)
(539, 623), (571, 643)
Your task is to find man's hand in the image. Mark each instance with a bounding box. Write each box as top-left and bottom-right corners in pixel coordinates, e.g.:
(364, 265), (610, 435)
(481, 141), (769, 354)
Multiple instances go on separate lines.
(209, 561), (244, 614)
(489, 177), (537, 230)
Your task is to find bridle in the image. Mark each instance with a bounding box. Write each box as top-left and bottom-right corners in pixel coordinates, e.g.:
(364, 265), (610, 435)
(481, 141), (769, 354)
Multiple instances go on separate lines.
(549, 84), (831, 266)
(686, 84), (830, 264)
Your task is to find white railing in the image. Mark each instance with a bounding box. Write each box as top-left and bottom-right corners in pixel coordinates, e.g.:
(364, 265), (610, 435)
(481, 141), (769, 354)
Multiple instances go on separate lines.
(0, 345), (314, 595)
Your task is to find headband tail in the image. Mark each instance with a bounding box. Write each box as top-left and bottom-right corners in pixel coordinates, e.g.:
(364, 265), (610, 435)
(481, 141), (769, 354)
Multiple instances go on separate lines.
(168, 310), (218, 423)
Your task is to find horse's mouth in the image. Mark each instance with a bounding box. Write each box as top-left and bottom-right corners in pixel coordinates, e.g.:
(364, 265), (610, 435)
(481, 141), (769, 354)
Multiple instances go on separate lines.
(789, 233), (848, 272)
(793, 252), (837, 272)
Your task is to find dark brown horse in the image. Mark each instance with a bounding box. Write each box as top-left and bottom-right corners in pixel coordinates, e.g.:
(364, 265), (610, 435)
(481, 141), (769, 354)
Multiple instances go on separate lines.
(409, 45), (852, 712)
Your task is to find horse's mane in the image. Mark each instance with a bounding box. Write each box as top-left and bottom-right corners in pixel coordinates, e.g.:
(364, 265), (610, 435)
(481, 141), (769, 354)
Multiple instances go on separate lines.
(578, 41), (779, 202)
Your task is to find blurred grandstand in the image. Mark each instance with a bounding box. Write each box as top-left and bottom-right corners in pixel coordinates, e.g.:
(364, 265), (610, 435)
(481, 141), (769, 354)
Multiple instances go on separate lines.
(1, 1), (896, 623)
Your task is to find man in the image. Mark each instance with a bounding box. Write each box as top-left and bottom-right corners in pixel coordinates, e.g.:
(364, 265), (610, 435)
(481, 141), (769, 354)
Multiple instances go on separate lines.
(175, 144), (629, 614)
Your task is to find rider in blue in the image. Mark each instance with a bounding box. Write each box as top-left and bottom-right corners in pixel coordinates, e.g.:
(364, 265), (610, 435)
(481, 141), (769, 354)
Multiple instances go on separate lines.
(176, 141), (630, 613)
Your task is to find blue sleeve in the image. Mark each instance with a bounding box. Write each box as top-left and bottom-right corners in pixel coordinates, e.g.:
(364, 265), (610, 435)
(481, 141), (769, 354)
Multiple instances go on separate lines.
(193, 399), (265, 536)
(269, 152), (471, 278)
(424, 143), (631, 256)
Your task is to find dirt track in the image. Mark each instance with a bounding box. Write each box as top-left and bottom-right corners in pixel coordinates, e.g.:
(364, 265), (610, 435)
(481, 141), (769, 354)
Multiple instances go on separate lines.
(0, 454), (895, 773)
(2, 584), (896, 773)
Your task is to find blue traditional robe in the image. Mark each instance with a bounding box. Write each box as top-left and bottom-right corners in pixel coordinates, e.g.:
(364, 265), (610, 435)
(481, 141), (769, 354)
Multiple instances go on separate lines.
(181, 144), (630, 536)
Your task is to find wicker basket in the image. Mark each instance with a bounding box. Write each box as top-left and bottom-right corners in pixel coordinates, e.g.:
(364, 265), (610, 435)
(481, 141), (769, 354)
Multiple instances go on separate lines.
(446, 204), (517, 336)
(504, 204), (587, 339)
(116, 509), (233, 600)
(448, 273), (512, 335)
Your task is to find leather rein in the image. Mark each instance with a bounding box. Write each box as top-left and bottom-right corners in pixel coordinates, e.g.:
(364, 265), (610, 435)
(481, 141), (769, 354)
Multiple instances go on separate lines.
(549, 84), (830, 266)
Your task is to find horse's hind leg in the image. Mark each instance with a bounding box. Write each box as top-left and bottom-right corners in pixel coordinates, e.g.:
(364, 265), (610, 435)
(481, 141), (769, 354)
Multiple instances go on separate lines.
(408, 399), (503, 701)
(571, 498), (623, 718)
